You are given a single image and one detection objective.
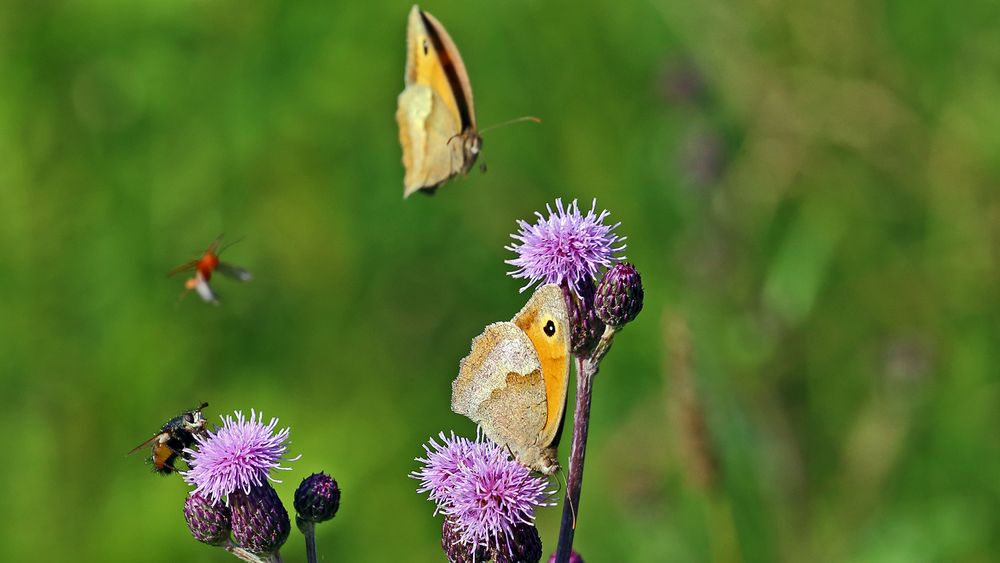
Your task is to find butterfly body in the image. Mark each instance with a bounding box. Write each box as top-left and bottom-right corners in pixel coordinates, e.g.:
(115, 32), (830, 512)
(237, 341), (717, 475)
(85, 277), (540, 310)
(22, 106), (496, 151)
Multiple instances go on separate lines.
(397, 5), (481, 197)
(452, 284), (570, 475)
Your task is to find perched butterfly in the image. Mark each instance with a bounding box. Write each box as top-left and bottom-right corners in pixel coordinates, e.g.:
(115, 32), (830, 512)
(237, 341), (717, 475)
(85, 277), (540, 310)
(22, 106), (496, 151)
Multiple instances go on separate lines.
(452, 284), (570, 475)
(129, 402), (209, 475)
(168, 237), (252, 305)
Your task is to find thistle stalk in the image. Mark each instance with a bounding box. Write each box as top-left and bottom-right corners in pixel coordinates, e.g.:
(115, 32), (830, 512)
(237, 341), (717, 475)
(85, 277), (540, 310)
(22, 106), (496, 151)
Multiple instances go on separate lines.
(300, 520), (318, 563)
(553, 327), (616, 563)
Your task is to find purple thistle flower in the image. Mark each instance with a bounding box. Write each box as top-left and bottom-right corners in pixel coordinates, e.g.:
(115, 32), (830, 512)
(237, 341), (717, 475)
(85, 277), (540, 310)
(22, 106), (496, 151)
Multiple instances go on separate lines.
(183, 410), (299, 504)
(412, 431), (556, 558)
(411, 431), (475, 510)
(506, 199), (626, 295)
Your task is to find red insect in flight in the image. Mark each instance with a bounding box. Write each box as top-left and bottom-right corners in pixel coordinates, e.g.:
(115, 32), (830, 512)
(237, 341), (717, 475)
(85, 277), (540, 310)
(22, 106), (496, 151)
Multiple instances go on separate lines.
(169, 237), (252, 304)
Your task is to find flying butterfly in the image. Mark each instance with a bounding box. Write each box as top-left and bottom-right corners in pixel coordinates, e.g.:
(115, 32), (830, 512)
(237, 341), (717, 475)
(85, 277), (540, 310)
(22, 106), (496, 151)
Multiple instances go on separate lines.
(396, 5), (538, 197)
(129, 402), (209, 475)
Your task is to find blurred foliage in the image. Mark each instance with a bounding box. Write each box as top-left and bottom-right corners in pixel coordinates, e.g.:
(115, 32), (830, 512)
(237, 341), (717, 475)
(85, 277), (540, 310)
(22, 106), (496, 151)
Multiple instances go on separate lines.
(0, 0), (997, 561)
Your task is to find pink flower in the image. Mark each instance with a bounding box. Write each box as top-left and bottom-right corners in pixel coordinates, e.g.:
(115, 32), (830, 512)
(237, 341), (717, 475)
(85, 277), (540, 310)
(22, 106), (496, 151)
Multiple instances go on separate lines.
(412, 431), (556, 556)
(182, 410), (299, 504)
(506, 198), (626, 295)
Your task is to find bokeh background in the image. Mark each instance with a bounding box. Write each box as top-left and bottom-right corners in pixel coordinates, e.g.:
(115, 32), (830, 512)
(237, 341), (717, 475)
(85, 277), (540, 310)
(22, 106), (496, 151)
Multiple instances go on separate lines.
(1, 0), (997, 561)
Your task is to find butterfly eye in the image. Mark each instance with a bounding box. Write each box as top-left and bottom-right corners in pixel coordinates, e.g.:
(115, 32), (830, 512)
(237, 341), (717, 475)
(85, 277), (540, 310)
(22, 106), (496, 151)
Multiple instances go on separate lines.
(544, 320), (556, 337)
(184, 414), (194, 423)
(422, 40), (429, 56)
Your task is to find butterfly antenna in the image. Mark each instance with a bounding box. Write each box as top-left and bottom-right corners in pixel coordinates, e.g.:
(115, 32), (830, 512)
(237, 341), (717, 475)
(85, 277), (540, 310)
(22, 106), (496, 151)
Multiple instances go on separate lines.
(478, 116), (541, 135)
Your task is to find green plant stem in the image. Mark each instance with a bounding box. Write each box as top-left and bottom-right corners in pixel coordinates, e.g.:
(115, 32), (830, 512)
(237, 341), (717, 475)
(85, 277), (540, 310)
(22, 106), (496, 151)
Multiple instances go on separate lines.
(302, 520), (318, 563)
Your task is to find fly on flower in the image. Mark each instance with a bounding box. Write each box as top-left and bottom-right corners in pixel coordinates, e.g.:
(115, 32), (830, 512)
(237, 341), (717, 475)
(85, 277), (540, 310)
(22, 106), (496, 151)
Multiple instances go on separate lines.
(168, 236), (253, 305)
(129, 402), (209, 475)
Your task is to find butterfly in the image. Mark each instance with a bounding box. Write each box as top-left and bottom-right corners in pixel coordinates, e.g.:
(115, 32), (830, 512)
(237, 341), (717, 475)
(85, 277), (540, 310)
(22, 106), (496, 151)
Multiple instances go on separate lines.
(168, 236), (252, 305)
(396, 5), (481, 197)
(451, 284), (571, 475)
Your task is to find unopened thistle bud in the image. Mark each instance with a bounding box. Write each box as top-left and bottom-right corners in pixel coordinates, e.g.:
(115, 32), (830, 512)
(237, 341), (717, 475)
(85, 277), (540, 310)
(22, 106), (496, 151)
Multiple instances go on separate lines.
(492, 523), (543, 563)
(595, 262), (644, 328)
(568, 277), (605, 357)
(184, 492), (231, 546)
(294, 472), (341, 528)
(230, 484), (291, 555)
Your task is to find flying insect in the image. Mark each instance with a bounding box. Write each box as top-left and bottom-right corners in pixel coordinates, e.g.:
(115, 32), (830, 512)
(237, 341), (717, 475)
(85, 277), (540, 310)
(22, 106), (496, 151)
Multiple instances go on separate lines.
(129, 402), (209, 475)
(169, 237), (252, 305)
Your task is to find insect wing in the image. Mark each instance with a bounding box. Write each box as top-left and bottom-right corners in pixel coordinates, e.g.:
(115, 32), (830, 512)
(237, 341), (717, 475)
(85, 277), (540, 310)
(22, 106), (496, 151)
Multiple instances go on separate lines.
(128, 432), (165, 455)
(167, 259), (199, 278)
(193, 274), (220, 304)
(217, 262), (252, 282)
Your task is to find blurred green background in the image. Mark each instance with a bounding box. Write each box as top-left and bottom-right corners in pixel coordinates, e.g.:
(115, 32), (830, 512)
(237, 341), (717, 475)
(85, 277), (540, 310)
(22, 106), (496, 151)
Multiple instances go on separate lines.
(1, 0), (997, 561)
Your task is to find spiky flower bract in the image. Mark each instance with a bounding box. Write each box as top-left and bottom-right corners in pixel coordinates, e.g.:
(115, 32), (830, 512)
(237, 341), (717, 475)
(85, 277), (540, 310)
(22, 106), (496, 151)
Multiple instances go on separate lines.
(182, 410), (299, 504)
(569, 275), (605, 356)
(230, 482), (291, 555)
(294, 472), (341, 526)
(506, 199), (626, 295)
(184, 492), (231, 546)
(442, 516), (488, 563)
(595, 262), (644, 328)
(412, 431), (556, 559)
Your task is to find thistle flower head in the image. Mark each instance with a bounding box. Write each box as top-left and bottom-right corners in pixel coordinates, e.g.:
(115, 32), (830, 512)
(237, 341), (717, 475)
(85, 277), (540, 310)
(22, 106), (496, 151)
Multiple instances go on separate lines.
(506, 199), (626, 295)
(184, 492), (231, 546)
(183, 410), (299, 504)
(595, 262), (644, 328)
(442, 516), (488, 563)
(411, 431), (475, 509)
(492, 523), (543, 563)
(230, 483), (291, 555)
(568, 275), (605, 356)
(294, 472), (341, 526)
(412, 431), (556, 558)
